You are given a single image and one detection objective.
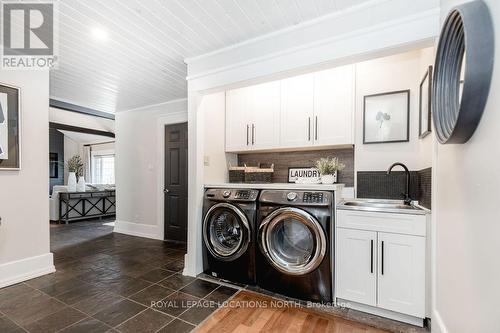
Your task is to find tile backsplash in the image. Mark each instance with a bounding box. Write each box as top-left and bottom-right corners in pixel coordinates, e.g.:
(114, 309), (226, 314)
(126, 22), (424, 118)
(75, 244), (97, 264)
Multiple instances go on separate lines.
(357, 167), (432, 209)
(237, 148), (354, 186)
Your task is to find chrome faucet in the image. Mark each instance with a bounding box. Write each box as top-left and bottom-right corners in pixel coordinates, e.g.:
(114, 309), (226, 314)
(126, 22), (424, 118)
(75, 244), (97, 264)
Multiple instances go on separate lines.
(387, 162), (412, 205)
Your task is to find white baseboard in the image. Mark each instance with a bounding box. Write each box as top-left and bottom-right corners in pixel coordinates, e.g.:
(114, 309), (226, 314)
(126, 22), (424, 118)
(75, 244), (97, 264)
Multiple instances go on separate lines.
(432, 310), (448, 333)
(182, 253), (198, 277)
(336, 298), (424, 327)
(114, 220), (162, 240)
(0, 253), (55, 288)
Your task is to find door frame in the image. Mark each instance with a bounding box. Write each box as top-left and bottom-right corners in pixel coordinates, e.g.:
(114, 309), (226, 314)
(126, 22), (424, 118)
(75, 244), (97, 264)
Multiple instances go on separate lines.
(156, 111), (188, 241)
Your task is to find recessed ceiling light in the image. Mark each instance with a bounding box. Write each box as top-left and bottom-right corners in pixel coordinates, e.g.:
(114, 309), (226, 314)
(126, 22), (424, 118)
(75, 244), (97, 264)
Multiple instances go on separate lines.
(91, 27), (108, 42)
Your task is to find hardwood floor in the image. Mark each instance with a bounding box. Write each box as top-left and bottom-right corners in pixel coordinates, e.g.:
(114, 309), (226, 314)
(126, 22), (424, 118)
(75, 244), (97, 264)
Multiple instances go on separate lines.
(196, 290), (389, 333)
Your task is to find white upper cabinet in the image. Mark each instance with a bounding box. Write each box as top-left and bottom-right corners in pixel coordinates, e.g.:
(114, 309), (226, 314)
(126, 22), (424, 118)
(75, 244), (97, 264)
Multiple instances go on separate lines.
(313, 65), (354, 146)
(225, 65), (355, 152)
(249, 81), (281, 150)
(377, 232), (426, 317)
(280, 73), (315, 148)
(225, 88), (250, 152)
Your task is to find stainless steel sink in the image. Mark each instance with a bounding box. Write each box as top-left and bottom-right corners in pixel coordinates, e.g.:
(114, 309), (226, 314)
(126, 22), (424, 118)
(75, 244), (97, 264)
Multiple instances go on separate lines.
(338, 199), (429, 215)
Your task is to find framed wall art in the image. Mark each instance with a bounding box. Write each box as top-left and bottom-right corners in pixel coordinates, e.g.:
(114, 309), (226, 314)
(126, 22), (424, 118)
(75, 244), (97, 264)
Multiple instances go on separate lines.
(49, 153), (59, 178)
(363, 90), (410, 144)
(419, 66), (432, 138)
(0, 83), (21, 170)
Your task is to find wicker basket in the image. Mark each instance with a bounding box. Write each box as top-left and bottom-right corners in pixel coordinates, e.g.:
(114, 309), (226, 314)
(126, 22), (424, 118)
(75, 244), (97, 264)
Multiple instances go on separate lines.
(228, 165), (245, 183)
(244, 164), (274, 183)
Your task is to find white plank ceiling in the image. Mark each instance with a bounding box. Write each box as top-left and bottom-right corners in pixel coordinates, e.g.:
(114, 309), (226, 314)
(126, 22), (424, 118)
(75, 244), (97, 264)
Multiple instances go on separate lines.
(51, 0), (371, 113)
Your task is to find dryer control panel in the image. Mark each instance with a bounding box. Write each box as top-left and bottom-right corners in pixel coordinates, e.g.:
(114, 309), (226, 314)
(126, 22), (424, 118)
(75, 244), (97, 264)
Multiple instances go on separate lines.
(302, 192), (324, 203)
(234, 190), (253, 200)
(259, 190), (332, 206)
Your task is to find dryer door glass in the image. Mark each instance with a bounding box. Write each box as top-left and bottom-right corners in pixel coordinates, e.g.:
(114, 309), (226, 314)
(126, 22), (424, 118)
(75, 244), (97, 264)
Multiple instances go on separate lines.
(271, 219), (313, 266)
(203, 203), (250, 261)
(260, 208), (326, 275)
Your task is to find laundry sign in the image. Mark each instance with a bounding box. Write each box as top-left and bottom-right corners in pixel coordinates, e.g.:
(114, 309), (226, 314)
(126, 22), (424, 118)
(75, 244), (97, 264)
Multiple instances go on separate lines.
(288, 167), (320, 183)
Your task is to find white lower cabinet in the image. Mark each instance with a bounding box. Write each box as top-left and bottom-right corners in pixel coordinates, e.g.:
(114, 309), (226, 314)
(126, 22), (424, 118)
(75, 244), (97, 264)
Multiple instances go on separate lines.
(336, 212), (427, 322)
(377, 232), (426, 317)
(336, 228), (377, 306)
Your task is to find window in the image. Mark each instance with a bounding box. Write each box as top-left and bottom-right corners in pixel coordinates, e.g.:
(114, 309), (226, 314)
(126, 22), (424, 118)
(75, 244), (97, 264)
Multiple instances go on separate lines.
(92, 154), (115, 184)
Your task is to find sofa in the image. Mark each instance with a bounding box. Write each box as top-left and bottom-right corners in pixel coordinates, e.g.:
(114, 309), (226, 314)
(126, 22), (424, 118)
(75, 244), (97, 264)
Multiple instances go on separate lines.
(49, 185), (68, 221)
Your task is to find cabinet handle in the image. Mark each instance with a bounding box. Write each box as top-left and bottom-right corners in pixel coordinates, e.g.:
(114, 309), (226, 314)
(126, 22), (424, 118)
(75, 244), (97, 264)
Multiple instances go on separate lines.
(246, 124), (249, 145)
(252, 124), (255, 145)
(370, 239), (374, 274)
(381, 241), (385, 275)
(315, 116), (318, 140)
(308, 117), (311, 141)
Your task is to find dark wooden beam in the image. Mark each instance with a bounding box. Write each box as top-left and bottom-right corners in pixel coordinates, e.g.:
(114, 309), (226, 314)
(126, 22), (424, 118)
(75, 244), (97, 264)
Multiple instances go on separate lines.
(49, 122), (115, 138)
(50, 99), (115, 120)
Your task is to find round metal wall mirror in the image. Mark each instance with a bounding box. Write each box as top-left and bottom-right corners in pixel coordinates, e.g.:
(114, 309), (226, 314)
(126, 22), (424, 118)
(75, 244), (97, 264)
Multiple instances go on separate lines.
(433, 1), (494, 144)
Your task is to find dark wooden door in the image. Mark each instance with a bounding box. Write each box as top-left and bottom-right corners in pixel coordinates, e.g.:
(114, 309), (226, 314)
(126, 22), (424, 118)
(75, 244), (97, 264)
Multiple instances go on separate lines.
(164, 122), (188, 242)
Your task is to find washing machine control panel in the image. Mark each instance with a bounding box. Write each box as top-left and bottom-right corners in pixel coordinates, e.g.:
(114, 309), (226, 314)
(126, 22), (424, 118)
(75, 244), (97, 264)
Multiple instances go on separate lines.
(205, 189), (259, 202)
(302, 192), (324, 203)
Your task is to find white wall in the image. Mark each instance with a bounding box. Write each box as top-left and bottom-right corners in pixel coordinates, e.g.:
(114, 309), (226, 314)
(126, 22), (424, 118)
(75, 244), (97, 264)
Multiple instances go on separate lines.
(0, 69), (54, 287)
(63, 136), (83, 184)
(62, 136), (115, 184)
(433, 1), (500, 332)
(114, 99), (187, 240)
(202, 92), (237, 183)
(355, 48), (435, 172)
(49, 107), (115, 132)
(91, 142), (114, 153)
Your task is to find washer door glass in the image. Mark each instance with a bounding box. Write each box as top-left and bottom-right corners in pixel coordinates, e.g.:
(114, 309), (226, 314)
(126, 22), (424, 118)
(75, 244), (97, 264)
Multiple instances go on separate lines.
(260, 208), (326, 275)
(203, 203), (250, 260)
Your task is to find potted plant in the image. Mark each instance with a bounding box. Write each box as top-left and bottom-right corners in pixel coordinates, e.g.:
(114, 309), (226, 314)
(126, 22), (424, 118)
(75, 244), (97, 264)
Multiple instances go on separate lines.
(67, 155), (84, 192)
(315, 157), (345, 184)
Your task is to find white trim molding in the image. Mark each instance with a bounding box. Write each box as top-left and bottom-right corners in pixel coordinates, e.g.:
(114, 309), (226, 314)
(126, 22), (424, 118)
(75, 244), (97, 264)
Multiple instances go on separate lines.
(432, 310), (449, 333)
(183, 90), (205, 277)
(117, 98), (188, 115)
(186, 1), (440, 93)
(114, 220), (163, 240)
(0, 253), (55, 288)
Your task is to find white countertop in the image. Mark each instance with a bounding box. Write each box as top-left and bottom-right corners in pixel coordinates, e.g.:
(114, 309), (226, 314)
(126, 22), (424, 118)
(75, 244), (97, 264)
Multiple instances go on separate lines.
(204, 183), (345, 191)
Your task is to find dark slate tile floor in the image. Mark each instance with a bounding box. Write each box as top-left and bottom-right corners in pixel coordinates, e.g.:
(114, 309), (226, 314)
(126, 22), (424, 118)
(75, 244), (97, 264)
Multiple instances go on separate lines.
(0, 220), (238, 333)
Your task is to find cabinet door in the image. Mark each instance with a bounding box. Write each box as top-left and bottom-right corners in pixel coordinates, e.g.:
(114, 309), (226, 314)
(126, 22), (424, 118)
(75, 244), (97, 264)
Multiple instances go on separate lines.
(378, 233), (426, 317)
(336, 228), (377, 306)
(249, 81), (281, 150)
(280, 73), (314, 148)
(225, 88), (250, 152)
(313, 65), (354, 146)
